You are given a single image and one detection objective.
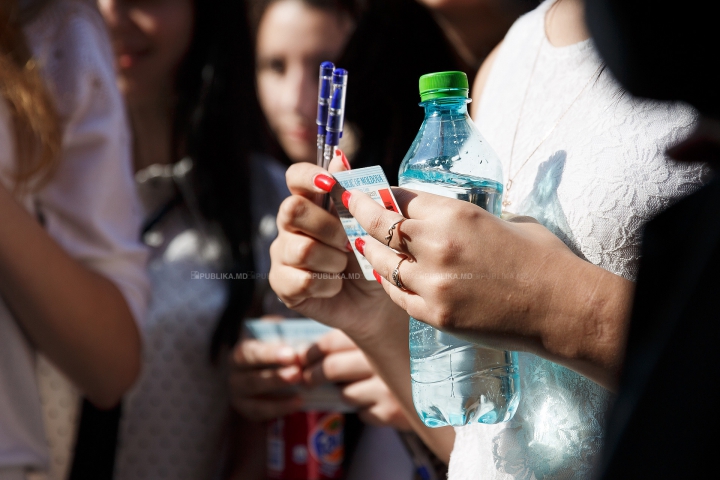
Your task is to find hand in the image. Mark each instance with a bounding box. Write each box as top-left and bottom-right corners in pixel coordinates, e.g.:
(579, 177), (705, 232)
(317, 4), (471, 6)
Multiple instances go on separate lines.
(228, 337), (304, 421)
(269, 153), (406, 341)
(344, 187), (633, 389)
(302, 330), (412, 431)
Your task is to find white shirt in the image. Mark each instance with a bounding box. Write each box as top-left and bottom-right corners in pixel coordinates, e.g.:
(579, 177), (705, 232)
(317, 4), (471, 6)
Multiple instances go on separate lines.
(448, 1), (707, 479)
(0, 0), (149, 474)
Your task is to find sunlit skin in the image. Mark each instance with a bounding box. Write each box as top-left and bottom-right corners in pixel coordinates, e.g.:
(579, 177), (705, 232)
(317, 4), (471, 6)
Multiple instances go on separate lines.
(99, 0), (194, 171)
(255, 0), (353, 163)
(98, 0), (194, 107)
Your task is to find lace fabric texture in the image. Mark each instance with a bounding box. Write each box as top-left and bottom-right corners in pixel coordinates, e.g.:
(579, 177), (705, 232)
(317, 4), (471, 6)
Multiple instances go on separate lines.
(448, 1), (708, 479)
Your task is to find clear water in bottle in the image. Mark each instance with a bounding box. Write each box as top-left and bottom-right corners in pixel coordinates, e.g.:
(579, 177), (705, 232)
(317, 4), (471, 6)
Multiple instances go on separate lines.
(399, 71), (520, 427)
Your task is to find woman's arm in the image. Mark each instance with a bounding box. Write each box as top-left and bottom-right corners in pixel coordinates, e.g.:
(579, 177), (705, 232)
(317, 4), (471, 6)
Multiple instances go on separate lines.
(0, 184), (141, 409)
(343, 186), (634, 391)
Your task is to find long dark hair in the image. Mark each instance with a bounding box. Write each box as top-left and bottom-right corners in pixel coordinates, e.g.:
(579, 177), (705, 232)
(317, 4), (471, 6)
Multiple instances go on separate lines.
(339, 0), (463, 184)
(246, 0), (461, 182)
(246, 0), (367, 165)
(171, 0), (261, 359)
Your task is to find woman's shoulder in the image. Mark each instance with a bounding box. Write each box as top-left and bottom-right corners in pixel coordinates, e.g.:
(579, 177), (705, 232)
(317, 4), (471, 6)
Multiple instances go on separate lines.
(24, 0), (118, 121)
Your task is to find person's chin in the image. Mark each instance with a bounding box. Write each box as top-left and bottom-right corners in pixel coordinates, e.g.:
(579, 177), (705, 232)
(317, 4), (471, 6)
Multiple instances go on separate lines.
(280, 139), (315, 164)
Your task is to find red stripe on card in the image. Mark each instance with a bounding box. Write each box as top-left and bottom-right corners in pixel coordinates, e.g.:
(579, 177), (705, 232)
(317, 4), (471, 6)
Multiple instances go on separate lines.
(379, 189), (399, 212)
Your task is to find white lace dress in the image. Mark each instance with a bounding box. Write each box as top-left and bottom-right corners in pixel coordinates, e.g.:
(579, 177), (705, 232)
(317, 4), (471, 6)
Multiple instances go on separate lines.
(448, 1), (708, 479)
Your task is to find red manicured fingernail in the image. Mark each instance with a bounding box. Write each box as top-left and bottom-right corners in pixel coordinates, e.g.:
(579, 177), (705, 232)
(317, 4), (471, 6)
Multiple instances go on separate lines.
(355, 237), (365, 255)
(314, 174), (336, 192)
(342, 191), (351, 209)
(337, 149), (351, 170)
(373, 270), (382, 284)
(346, 240), (353, 252)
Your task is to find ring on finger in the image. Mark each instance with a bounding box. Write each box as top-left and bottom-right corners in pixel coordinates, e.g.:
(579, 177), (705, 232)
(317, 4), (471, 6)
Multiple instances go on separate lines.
(385, 218), (406, 248)
(392, 257), (409, 291)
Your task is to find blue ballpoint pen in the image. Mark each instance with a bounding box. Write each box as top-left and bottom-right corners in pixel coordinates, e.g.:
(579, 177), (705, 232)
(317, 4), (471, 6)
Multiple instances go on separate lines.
(316, 61), (335, 168)
(322, 68), (348, 209)
(315, 62), (334, 207)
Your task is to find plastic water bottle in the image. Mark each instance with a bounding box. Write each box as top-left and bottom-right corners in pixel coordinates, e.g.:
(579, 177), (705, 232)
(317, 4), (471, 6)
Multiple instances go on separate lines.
(399, 71), (520, 427)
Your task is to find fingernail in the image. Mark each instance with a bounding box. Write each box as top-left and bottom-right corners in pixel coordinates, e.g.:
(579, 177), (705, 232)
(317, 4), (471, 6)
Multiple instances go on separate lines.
(355, 237), (365, 255)
(314, 174), (336, 193)
(346, 240), (353, 252)
(337, 149), (351, 170)
(342, 191), (351, 209)
(373, 270), (382, 284)
(277, 346), (295, 363)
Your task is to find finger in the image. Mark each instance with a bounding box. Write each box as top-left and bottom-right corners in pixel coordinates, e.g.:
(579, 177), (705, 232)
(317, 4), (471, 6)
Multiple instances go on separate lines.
(231, 339), (298, 369)
(269, 263), (344, 308)
(276, 230), (348, 273)
(276, 195), (351, 252)
(229, 365), (302, 396)
(303, 350), (373, 387)
(374, 266), (432, 324)
(390, 186), (461, 221)
(358, 235), (427, 296)
(231, 396), (303, 421)
(328, 148), (351, 173)
(286, 162), (341, 197)
(344, 189), (420, 257)
(302, 329), (356, 365)
(339, 376), (387, 408)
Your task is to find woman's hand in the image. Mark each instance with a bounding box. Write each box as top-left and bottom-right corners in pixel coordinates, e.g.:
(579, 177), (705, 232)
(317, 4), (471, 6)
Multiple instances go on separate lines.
(344, 187), (633, 390)
(268, 154), (455, 461)
(228, 337), (304, 421)
(302, 329), (412, 431)
(269, 157), (406, 341)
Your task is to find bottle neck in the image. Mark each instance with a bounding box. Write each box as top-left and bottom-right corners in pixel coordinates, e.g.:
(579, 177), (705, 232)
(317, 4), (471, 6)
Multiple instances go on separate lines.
(421, 97), (470, 117)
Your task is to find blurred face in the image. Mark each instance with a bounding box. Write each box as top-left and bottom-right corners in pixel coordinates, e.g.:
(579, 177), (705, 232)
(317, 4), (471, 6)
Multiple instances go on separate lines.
(256, 0), (353, 163)
(99, 0), (194, 105)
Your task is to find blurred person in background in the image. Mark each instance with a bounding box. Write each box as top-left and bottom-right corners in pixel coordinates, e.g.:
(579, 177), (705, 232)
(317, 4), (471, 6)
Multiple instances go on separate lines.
(416, 0), (536, 77)
(97, 0), (259, 478)
(0, 0), (149, 479)
(268, 0), (708, 478)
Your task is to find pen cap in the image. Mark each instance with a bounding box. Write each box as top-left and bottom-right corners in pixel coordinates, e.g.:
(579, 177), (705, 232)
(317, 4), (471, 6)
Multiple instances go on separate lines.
(419, 71), (469, 102)
(317, 61), (335, 133)
(325, 68), (348, 145)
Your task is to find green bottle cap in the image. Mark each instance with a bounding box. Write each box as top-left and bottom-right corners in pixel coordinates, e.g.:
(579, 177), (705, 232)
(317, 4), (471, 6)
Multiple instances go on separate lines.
(418, 71), (469, 102)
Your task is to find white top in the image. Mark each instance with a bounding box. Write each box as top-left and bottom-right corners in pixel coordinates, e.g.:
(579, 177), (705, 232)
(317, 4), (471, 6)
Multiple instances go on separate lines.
(0, 0), (149, 473)
(113, 161), (233, 480)
(448, 1), (708, 479)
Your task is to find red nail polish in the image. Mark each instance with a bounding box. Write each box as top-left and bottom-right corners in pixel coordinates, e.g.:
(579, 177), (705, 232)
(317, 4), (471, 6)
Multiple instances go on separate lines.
(340, 150), (351, 170)
(373, 270), (382, 284)
(355, 237), (365, 255)
(336, 149), (341, 156)
(342, 191), (351, 209)
(346, 241), (353, 252)
(314, 174), (336, 192)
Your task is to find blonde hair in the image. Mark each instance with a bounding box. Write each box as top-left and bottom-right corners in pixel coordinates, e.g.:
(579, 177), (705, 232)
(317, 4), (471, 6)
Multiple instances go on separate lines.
(0, 0), (60, 194)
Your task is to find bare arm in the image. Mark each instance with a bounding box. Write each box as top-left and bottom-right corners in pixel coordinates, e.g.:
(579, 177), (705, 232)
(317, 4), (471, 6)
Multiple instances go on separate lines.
(470, 40), (502, 119)
(344, 187), (633, 391)
(0, 184), (141, 408)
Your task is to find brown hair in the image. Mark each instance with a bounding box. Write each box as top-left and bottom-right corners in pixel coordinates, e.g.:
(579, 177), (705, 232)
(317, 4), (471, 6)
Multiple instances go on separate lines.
(0, 0), (60, 194)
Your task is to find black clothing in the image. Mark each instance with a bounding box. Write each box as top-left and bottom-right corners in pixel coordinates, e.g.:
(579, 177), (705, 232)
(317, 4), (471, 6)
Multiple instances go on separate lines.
(600, 177), (720, 479)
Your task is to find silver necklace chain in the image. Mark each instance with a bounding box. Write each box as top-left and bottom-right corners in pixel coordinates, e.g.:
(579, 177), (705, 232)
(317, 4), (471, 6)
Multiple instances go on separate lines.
(503, 39), (604, 208)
